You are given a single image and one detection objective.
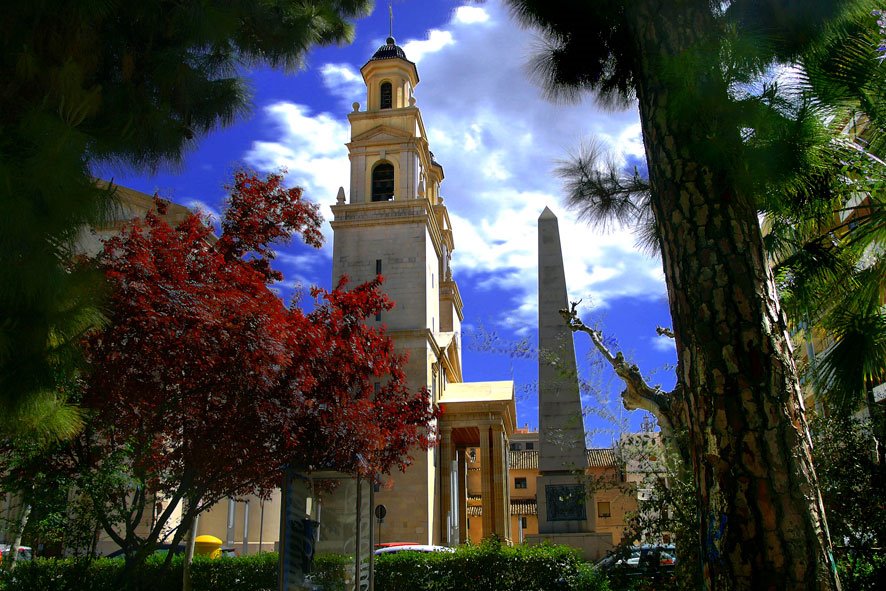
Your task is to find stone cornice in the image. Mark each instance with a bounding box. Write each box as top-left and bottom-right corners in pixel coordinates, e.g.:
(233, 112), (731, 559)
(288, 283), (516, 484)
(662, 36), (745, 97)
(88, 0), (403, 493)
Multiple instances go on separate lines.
(440, 279), (464, 322)
(330, 198), (447, 262)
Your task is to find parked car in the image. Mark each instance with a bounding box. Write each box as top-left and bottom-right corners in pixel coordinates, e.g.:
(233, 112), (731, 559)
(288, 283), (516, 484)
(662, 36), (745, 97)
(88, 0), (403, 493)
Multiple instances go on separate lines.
(596, 543), (677, 584)
(374, 544), (455, 556)
(0, 544), (33, 563)
(105, 544), (186, 559)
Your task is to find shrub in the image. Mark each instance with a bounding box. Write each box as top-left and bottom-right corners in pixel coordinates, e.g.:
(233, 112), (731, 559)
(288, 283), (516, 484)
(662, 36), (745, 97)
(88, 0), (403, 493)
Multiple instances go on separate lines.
(190, 552), (277, 591)
(836, 550), (886, 591)
(0, 552), (277, 591)
(0, 555), (179, 591)
(374, 539), (609, 591)
(311, 553), (351, 591)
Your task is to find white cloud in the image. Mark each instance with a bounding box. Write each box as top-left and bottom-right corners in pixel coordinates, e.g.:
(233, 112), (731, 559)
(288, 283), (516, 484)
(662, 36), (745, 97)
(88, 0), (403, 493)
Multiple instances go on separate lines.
(453, 6), (491, 25)
(319, 63), (365, 109)
(650, 334), (677, 352)
(243, 0), (663, 330)
(243, 102), (351, 255)
(274, 251), (323, 269)
(401, 29), (455, 63)
(392, 2), (662, 328)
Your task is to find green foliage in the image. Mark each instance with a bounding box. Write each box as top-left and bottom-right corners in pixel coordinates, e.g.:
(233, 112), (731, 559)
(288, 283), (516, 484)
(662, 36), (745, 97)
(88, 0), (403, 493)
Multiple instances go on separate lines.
(810, 413), (886, 548)
(0, 0), (372, 438)
(189, 553), (277, 591)
(0, 553), (279, 591)
(610, 430), (700, 591)
(836, 550), (886, 591)
(374, 539), (609, 591)
(0, 556), (178, 591)
(310, 553), (351, 591)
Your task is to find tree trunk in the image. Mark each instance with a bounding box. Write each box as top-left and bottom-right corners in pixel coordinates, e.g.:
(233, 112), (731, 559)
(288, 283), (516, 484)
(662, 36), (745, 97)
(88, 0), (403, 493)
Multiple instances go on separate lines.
(182, 513), (199, 591)
(4, 503), (30, 571)
(628, 2), (839, 589)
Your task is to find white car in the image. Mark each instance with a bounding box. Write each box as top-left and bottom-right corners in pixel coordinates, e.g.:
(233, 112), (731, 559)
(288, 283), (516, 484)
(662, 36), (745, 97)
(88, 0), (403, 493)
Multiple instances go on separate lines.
(374, 544), (455, 556)
(0, 544), (33, 563)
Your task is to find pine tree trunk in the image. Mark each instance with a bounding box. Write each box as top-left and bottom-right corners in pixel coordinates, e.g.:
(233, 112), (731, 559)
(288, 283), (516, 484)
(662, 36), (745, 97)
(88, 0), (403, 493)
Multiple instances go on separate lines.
(628, 2), (840, 589)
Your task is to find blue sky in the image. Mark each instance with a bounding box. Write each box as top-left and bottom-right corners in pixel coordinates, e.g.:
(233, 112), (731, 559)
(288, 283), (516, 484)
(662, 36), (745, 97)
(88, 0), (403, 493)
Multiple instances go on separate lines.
(111, 0), (676, 446)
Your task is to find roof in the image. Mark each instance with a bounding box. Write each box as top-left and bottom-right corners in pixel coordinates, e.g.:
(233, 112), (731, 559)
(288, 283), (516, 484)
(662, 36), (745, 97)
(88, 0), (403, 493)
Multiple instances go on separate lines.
(510, 450), (538, 470)
(508, 449), (617, 470)
(587, 448), (618, 468)
(467, 500), (538, 517)
(370, 37), (410, 62)
(510, 499), (537, 516)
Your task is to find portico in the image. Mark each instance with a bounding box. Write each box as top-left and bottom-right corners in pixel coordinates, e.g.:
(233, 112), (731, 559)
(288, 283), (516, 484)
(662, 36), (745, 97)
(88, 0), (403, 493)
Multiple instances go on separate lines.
(438, 382), (516, 544)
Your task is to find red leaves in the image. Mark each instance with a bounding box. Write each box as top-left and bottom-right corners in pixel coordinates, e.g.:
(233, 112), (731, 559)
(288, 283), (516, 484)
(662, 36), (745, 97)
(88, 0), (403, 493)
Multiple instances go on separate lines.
(217, 169), (323, 283)
(82, 169), (437, 503)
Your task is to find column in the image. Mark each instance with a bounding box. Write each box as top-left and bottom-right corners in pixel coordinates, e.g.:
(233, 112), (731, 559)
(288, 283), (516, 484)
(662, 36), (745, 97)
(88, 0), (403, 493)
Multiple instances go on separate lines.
(490, 422), (507, 540)
(439, 426), (453, 545)
(457, 447), (467, 544)
(501, 430), (512, 543)
(479, 423), (493, 537)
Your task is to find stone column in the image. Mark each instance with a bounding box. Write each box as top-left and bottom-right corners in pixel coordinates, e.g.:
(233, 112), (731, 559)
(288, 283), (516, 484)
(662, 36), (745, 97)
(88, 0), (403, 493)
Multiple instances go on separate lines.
(490, 422), (509, 541)
(457, 447), (468, 544)
(439, 426), (453, 544)
(479, 423), (493, 538)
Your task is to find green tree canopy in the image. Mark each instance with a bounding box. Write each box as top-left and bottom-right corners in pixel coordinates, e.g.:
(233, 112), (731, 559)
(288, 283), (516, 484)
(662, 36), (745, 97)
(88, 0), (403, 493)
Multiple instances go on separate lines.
(0, 0), (373, 435)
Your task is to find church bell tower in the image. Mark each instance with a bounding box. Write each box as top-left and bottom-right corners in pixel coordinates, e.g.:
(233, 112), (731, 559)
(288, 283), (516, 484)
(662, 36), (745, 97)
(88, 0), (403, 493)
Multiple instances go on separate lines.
(329, 36), (464, 545)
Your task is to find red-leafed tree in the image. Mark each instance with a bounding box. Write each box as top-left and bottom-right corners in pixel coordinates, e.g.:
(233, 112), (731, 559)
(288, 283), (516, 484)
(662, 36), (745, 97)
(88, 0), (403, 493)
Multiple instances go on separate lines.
(55, 170), (436, 581)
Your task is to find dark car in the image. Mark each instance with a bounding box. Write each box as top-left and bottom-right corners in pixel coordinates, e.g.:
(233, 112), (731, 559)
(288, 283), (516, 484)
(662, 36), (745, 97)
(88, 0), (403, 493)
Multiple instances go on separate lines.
(596, 544), (677, 586)
(105, 544), (186, 559)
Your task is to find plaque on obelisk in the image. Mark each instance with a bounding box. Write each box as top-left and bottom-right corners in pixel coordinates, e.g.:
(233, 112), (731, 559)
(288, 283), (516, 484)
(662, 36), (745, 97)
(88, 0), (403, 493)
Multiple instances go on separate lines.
(535, 207), (593, 534)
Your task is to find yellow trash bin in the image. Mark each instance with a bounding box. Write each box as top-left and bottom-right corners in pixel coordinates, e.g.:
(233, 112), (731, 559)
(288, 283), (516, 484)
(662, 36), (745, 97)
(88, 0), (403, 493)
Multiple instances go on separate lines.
(194, 535), (223, 559)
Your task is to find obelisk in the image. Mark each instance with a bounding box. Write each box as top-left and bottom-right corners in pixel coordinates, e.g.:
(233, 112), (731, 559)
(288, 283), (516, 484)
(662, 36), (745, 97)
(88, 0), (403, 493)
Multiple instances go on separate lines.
(535, 207), (593, 534)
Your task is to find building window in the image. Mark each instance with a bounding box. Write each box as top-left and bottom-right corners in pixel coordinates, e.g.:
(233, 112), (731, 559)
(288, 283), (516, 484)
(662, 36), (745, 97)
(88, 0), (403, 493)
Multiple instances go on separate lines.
(520, 516), (527, 529)
(371, 162), (395, 201)
(374, 382), (380, 396)
(380, 81), (393, 109)
(525, 442), (534, 450)
(597, 501), (611, 518)
(515, 477), (527, 489)
(509, 443), (522, 451)
(376, 259), (382, 275)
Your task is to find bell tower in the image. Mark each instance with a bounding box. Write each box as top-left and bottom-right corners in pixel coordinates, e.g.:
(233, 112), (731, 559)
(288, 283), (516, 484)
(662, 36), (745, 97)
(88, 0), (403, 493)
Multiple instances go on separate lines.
(329, 37), (464, 545)
(343, 36), (445, 206)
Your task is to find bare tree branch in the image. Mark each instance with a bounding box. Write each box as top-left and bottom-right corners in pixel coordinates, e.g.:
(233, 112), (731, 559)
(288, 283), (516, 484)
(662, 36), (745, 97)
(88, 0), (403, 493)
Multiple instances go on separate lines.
(560, 302), (683, 439)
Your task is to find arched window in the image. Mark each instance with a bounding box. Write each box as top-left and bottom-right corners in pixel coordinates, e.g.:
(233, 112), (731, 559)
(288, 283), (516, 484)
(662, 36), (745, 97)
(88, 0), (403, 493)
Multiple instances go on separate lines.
(371, 162), (395, 201)
(380, 82), (393, 109)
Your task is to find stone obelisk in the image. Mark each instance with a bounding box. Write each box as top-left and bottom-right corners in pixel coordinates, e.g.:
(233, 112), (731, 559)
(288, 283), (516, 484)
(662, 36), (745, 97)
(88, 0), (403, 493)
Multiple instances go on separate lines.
(530, 207), (611, 557)
(537, 206), (588, 476)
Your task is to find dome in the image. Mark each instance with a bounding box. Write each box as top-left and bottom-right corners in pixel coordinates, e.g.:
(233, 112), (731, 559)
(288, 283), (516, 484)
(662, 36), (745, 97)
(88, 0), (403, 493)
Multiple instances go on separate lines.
(370, 37), (409, 62)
